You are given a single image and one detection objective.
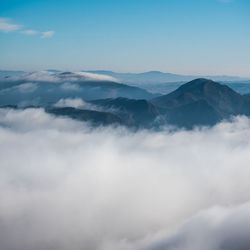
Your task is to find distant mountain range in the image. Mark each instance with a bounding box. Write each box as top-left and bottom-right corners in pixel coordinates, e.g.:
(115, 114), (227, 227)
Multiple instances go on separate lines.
(82, 70), (250, 95)
(2, 69), (249, 83)
(1, 70), (250, 95)
(42, 78), (250, 128)
(83, 70), (250, 84)
(1, 70), (250, 129)
(0, 71), (157, 107)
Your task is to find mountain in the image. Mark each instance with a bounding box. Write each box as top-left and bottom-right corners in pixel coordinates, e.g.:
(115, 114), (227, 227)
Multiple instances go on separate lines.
(152, 78), (244, 114)
(74, 81), (156, 100)
(91, 97), (161, 127)
(84, 70), (250, 85)
(83, 70), (250, 96)
(85, 70), (189, 84)
(151, 78), (250, 128)
(1, 76), (250, 129)
(223, 80), (250, 95)
(0, 71), (157, 107)
(46, 107), (124, 126)
(0, 70), (25, 78)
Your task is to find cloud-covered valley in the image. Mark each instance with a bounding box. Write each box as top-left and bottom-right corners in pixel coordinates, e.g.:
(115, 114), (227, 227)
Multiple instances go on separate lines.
(0, 107), (250, 250)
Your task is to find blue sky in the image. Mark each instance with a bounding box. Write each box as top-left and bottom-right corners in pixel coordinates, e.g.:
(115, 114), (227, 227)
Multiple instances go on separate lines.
(0, 0), (249, 76)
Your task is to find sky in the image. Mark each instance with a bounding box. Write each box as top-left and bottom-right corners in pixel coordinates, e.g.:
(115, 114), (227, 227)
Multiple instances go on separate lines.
(0, 0), (250, 76)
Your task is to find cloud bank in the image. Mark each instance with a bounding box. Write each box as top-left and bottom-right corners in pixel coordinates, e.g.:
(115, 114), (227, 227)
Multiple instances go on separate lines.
(0, 108), (250, 250)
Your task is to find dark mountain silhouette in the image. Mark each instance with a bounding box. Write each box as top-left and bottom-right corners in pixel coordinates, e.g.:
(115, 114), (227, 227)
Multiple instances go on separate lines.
(91, 97), (161, 127)
(151, 78), (250, 127)
(75, 81), (157, 100)
(46, 107), (124, 126)
(0, 79), (156, 107)
(83, 71), (250, 96)
(164, 99), (222, 128)
(0, 71), (157, 104)
(1, 78), (250, 129)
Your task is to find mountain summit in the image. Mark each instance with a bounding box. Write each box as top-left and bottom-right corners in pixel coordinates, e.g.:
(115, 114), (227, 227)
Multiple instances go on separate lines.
(152, 78), (250, 128)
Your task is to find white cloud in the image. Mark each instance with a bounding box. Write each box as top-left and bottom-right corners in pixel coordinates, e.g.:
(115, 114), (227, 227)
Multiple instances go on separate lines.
(55, 98), (86, 108)
(0, 82), (37, 95)
(144, 203), (250, 250)
(4, 71), (119, 83)
(77, 72), (118, 82)
(0, 18), (21, 32)
(16, 83), (38, 93)
(0, 17), (55, 38)
(21, 29), (38, 35)
(55, 98), (100, 111)
(41, 30), (55, 38)
(60, 82), (80, 91)
(22, 71), (59, 82)
(0, 109), (250, 249)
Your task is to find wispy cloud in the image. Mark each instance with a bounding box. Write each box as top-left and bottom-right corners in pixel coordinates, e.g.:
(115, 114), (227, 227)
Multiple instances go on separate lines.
(41, 30), (55, 38)
(21, 29), (38, 35)
(0, 17), (54, 38)
(0, 18), (21, 32)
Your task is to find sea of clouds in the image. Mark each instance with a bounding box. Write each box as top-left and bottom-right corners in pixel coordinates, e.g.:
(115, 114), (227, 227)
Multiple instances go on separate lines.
(0, 107), (250, 250)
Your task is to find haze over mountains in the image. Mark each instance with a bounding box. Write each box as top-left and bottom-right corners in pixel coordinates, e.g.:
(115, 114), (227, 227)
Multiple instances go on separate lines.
(2, 69), (250, 94)
(1, 70), (250, 129)
(84, 70), (250, 96)
(0, 71), (156, 106)
(2, 69), (249, 83)
(84, 70), (250, 84)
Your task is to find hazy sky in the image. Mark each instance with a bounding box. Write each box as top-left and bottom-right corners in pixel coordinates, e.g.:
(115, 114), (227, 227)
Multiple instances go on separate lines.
(0, 0), (249, 76)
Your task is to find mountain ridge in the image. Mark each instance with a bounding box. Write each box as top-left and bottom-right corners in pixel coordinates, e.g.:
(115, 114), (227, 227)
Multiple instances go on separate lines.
(83, 70), (250, 84)
(1, 77), (250, 129)
(151, 78), (250, 127)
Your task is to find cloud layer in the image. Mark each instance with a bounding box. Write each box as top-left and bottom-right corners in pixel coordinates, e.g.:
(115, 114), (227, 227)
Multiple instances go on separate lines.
(0, 108), (250, 250)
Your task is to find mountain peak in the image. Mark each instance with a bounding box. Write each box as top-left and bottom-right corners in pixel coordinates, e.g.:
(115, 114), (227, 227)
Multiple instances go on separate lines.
(151, 78), (244, 126)
(163, 78), (239, 98)
(178, 78), (219, 89)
